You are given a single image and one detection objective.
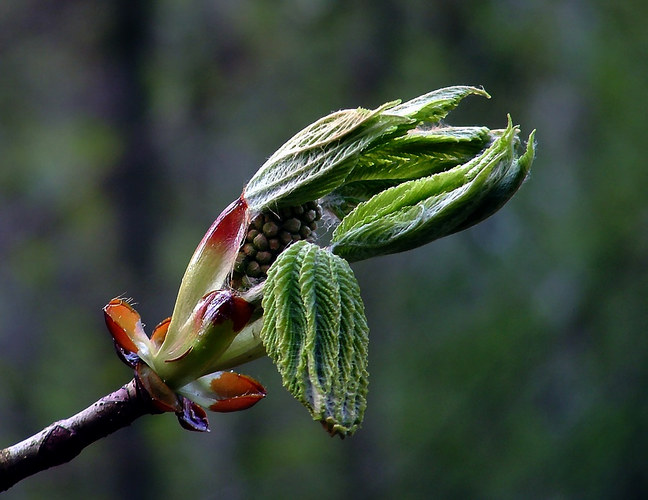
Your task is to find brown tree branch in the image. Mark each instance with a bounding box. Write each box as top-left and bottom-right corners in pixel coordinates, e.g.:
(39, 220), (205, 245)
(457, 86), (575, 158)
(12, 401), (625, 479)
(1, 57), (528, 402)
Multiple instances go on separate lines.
(0, 378), (159, 491)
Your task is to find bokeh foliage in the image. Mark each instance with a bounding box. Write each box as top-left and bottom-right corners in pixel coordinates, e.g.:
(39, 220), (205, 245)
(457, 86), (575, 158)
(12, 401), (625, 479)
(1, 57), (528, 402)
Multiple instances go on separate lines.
(1, 1), (647, 498)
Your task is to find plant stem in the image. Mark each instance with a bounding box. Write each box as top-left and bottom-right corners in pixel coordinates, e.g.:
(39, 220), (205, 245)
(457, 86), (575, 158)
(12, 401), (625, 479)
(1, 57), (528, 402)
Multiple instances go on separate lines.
(0, 378), (158, 491)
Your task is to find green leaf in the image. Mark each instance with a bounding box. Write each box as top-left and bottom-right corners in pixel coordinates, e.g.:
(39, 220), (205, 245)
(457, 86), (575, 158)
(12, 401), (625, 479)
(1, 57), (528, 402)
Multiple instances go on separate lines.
(330, 118), (536, 262)
(244, 104), (409, 210)
(260, 241), (369, 437)
(345, 126), (491, 183)
(244, 86), (489, 211)
(321, 126), (492, 220)
(386, 85), (490, 122)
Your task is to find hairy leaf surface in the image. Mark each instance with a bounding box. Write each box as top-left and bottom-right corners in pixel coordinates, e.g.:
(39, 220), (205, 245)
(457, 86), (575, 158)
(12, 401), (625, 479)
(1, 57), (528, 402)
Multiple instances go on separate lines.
(260, 241), (369, 437)
(244, 86), (489, 210)
(330, 119), (535, 261)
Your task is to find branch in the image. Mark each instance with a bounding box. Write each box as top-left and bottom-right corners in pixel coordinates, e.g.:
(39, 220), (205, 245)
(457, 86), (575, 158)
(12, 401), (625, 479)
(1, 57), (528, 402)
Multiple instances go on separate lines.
(0, 378), (159, 491)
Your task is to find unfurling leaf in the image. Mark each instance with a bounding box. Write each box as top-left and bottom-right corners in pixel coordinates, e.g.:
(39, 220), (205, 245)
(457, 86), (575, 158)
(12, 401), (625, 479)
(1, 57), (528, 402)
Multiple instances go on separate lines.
(243, 103), (406, 210)
(320, 126), (492, 220)
(344, 126), (491, 184)
(329, 118), (535, 262)
(244, 86), (489, 211)
(260, 241), (369, 437)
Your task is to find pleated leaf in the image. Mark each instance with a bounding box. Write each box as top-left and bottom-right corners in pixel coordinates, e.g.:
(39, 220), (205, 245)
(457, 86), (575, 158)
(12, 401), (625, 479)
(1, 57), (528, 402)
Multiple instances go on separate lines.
(345, 126), (491, 183)
(330, 118), (536, 262)
(387, 85), (490, 122)
(322, 126), (492, 220)
(260, 241), (369, 437)
(244, 104), (407, 210)
(244, 86), (488, 211)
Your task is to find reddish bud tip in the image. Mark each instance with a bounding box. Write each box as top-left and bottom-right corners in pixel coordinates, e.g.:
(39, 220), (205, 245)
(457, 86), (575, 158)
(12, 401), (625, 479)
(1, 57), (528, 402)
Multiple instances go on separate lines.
(103, 298), (144, 355)
(195, 290), (255, 333)
(209, 393), (266, 412)
(208, 372), (266, 413)
(201, 197), (249, 253)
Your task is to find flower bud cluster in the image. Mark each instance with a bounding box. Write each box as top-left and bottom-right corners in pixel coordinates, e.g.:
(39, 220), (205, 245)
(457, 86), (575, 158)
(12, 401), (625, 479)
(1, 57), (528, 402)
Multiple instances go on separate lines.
(231, 201), (322, 288)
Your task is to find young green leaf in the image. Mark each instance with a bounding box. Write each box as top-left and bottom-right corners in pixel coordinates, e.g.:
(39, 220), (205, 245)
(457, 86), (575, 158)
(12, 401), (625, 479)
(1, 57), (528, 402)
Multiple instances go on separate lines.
(321, 126), (492, 220)
(260, 241), (369, 437)
(244, 104), (408, 210)
(386, 85), (490, 122)
(243, 86), (489, 211)
(330, 118), (535, 262)
(344, 126), (491, 183)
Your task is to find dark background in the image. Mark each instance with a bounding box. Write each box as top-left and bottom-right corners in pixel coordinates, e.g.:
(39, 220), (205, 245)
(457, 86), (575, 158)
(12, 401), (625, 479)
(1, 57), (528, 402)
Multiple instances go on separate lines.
(1, 1), (647, 498)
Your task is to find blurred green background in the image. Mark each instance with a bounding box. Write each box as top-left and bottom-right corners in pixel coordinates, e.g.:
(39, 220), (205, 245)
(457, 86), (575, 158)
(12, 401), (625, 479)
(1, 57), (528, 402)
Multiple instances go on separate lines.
(1, 1), (647, 498)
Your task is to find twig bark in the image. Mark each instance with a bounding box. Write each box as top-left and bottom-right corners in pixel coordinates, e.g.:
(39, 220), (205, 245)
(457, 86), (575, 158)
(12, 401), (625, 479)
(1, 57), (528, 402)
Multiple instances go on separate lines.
(0, 378), (158, 491)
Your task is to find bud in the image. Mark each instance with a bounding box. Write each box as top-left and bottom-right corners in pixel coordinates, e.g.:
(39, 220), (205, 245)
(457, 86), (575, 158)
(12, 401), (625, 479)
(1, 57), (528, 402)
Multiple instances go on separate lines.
(103, 295), (266, 429)
(102, 197), (268, 430)
(103, 86), (535, 437)
(168, 197), (249, 334)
